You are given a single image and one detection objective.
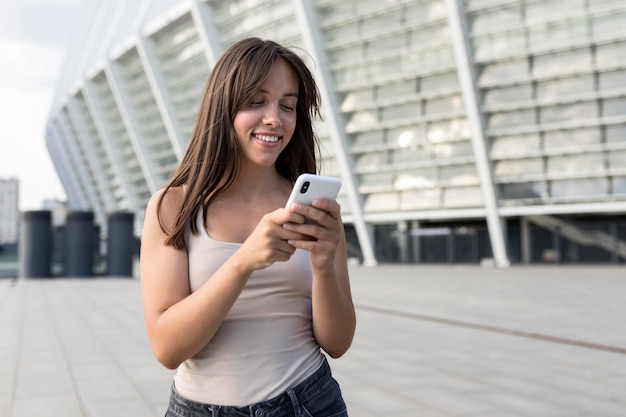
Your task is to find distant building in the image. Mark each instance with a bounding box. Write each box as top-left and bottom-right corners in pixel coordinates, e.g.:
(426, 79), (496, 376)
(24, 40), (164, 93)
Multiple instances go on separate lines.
(45, 0), (626, 265)
(0, 178), (19, 244)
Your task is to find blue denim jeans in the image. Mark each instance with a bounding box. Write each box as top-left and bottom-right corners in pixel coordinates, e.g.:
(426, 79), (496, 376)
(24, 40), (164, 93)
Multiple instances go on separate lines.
(165, 358), (348, 417)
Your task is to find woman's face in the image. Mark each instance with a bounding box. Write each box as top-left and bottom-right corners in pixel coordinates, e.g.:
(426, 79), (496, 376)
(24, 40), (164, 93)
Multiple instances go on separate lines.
(233, 58), (298, 169)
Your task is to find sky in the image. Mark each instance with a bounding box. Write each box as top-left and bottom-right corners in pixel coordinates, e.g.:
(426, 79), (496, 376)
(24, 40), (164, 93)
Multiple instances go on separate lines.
(0, 0), (84, 210)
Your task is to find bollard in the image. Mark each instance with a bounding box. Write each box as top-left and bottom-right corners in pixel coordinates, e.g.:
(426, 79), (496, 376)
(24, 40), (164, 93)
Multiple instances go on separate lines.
(65, 211), (94, 277)
(19, 211), (52, 278)
(107, 211), (135, 277)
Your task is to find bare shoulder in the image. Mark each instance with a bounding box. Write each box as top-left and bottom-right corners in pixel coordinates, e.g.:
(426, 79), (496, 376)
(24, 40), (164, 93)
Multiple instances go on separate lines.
(145, 186), (186, 232)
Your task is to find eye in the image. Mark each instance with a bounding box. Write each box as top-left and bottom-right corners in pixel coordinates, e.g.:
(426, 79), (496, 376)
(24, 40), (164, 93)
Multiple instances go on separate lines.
(281, 104), (295, 111)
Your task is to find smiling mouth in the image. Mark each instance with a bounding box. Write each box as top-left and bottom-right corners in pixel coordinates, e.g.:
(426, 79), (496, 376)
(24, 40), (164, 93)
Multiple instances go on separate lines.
(254, 133), (280, 143)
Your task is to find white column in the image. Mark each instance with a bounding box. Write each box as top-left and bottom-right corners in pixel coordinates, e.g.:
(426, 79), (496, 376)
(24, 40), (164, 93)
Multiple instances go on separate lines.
(82, 81), (138, 212)
(45, 127), (87, 209)
(444, 0), (510, 267)
(66, 95), (117, 213)
(190, 0), (222, 68)
(291, 0), (377, 266)
(105, 56), (159, 194)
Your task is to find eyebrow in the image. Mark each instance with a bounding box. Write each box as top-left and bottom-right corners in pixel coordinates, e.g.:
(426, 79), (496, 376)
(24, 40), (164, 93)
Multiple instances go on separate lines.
(258, 88), (298, 98)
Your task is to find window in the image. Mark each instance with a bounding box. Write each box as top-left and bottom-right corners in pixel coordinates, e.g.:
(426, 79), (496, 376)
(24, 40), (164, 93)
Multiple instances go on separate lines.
(443, 186), (483, 208)
(378, 80), (417, 101)
(603, 97), (626, 117)
(547, 154), (605, 176)
(536, 76), (594, 100)
(551, 178), (608, 198)
(421, 71), (459, 93)
(499, 182), (547, 200)
(488, 109), (535, 129)
(540, 102), (597, 124)
(490, 134), (540, 158)
(533, 48), (591, 77)
(599, 70), (626, 91)
(483, 84), (532, 105)
(382, 102), (421, 123)
(400, 189), (441, 210)
(494, 158), (543, 177)
(543, 127), (601, 150)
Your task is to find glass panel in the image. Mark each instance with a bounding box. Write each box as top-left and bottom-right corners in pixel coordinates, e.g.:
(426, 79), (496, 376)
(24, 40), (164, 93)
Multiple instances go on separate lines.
(355, 151), (388, 170)
(324, 21), (360, 42)
(603, 97), (626, 117)
(478, 59), (528, 84)
(536, 76), (594, 100)
(400, 189), (441, 210)
(421, 71), (458, 93)
(345, 110), (378, 132)
(424, 95), (463, 115)
(341, 89), (375, 111)
(389, 126), (425, 148)
(533, 48), (591, 77)
(472, 32), (525, 61)
(596, 41), (626, 67)
(608, 151), (626, 172)
(526, 0), (585, 20)
(551, 178), (608, 198)
(592, 12), (626, 37)
(382, 102), (420, 123)
(599, 70), (626, 91)
(613, 176), (626, 194)
(359, 172), (393, 189)
(494, 158), (543, 176)
(363, 192), (399, 211)
(488, 110), (535, 129)
(328, 44), (364, 65)
(393, 169), (437, 190)
(362, 9), (403, 32)
(606, 124), (626, 144)
(378, 80), (417, 101)
(540, 102), (597, 124)
(528, 19), (587, 47)
(405, 1), (446, 21)
(499, 182), (547, 200)
(543, 127), (601, 150)
(391, 147), (431, 164)
(547, 154), (605, 175)
(440, 164), (478, 185)
(427, 119), (471, 142)
(483, 85), (532, 105)
(443, 186), (482, 208)
(368, 33), (407, 56)
(409, 24), (449, 45)
(469, 5), (521, 35)
(352, 131), (384, 147)
(489, 134), (540, 158)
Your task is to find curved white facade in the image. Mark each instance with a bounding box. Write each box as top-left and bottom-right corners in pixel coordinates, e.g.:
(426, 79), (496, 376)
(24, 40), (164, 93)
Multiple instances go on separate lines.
(46, 0), (626, 265)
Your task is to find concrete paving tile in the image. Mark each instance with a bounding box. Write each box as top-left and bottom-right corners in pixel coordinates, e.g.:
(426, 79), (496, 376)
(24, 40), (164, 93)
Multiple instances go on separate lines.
(83, 399), (158, 417)
(11, 394), (84, 417)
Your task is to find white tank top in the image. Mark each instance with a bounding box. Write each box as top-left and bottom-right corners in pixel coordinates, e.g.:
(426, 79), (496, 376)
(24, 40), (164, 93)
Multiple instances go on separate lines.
(173, 206), (324, 406)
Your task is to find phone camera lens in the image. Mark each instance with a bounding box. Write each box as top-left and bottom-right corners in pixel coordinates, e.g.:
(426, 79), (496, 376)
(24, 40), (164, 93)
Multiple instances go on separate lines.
(300, 181), (310, 193)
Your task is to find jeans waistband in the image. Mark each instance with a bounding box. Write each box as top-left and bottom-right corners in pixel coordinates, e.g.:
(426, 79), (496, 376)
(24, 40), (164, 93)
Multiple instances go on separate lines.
(170, 357), (332, 417)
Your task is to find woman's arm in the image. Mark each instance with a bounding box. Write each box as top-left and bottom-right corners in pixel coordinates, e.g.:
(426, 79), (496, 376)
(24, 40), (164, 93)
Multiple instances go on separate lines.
(284, 200), (356, 358)
(140, 188), (304, 369)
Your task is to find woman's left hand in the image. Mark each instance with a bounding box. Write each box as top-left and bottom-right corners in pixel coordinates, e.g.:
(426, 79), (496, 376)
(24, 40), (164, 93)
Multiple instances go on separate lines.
(283, 199), (342, 271)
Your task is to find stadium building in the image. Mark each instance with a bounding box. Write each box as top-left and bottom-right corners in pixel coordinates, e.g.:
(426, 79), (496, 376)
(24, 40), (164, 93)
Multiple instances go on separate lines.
(46, 0), (626, 266)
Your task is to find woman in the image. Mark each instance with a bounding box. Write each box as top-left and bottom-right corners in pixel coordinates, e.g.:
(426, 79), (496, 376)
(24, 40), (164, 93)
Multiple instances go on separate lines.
(140, 37), (355, 416)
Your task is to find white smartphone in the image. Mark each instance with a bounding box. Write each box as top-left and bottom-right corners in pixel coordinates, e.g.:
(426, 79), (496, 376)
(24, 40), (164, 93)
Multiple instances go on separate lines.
(285, 173), (342, 208)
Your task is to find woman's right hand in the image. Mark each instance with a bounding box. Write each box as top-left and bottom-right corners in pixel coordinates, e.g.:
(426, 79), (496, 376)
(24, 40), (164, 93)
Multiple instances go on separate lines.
(235, 208), (307, 272)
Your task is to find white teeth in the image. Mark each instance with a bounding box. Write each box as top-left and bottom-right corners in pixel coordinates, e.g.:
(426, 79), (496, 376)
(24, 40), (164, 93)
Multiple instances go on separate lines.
(255, 134), (279, 143)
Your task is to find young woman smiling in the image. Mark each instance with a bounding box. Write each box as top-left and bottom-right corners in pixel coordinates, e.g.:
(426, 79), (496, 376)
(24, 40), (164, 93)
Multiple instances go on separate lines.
(140, 37), (355, 417)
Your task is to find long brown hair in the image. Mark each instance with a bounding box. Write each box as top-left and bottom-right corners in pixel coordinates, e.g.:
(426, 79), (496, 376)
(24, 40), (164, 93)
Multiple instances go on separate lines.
(157, 37), (322, 249)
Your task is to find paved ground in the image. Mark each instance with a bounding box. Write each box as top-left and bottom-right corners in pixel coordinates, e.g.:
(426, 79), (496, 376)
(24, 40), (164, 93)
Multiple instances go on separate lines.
(1, 265), (626, 417)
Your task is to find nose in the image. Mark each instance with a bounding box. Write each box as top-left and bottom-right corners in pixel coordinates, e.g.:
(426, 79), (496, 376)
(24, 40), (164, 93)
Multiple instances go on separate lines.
(263, 104), (282, 127)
